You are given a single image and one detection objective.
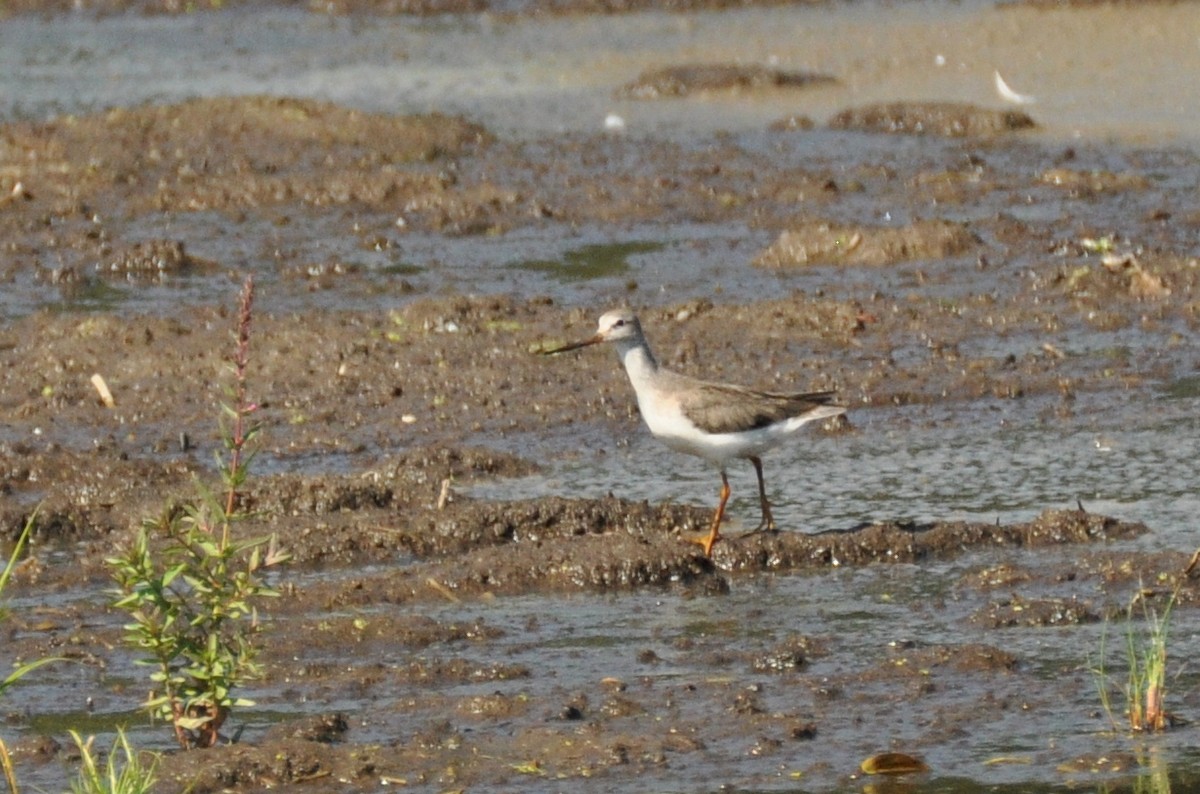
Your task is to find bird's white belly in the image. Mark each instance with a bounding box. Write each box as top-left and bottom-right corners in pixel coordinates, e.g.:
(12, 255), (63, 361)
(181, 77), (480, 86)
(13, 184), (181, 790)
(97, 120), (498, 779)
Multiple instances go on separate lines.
(642, 406), (800, 463)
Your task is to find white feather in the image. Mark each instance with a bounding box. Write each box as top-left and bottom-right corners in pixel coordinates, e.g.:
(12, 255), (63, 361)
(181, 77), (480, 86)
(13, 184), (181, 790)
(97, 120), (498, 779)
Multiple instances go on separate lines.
(994, 70), (1037, 105)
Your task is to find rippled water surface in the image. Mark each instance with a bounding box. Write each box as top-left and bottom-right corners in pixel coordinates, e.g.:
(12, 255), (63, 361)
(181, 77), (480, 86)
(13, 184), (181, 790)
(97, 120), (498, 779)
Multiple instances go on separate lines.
(6, 2), (1200, 142)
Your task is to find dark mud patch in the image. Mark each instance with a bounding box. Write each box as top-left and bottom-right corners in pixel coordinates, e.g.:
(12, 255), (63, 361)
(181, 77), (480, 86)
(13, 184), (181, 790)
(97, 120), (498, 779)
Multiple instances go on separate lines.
(829, 101), (1036, 137)
(617, 64), (837, 99)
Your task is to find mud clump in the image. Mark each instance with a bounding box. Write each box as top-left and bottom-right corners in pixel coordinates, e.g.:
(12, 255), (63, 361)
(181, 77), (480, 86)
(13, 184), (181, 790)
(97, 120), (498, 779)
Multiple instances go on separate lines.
(404, 494), (709, 555)
(0, 0), (836, 15)
(828, 101), (1036, 137)
(618, 64), (837, 99)
(0, 445), (197, 544)
(767, 114), (817, 132)
(753, 219), (978, 268)
(4, 97), (490, 215)
(94, 239), (218, 282)
(723, 509), (1147, 572)
(162, 736), (363, 792)
(390, 445), (539, 485)
(279, 503), (1148, 607)
(312, 0), (488, 13)
(751, 635), (824, 672)
(971, 595), (1101, 628)
(1040, 167), (1150, 195)
(244, 446), (537, 518)
(887, 643), (1019, 675)
(265, 713), (350, 744)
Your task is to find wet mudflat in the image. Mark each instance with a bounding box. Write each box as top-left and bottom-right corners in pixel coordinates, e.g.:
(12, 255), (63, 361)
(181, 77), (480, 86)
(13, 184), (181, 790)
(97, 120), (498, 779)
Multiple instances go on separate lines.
(3, 1), (1200, 792)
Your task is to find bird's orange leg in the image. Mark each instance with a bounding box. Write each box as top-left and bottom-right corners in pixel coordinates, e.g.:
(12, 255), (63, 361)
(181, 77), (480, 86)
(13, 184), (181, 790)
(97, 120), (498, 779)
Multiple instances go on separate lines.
(742, 456), (777, 536)
(686, 471), (730, 557)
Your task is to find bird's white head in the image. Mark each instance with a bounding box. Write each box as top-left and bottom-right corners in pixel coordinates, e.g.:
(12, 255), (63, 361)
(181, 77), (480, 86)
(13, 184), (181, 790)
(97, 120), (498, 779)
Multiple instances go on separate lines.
(594, 309), (643, 344)
(539, 308), (646, 355)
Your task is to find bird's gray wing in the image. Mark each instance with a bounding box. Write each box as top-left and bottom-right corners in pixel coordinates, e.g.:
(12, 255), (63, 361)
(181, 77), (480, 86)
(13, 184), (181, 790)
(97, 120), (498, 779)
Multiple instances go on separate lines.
(677, 382), (842, 435)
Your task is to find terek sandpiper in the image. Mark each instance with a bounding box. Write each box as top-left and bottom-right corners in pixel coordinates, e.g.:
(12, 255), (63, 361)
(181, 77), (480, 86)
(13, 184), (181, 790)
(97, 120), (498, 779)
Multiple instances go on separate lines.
(540, 309), (846, 557)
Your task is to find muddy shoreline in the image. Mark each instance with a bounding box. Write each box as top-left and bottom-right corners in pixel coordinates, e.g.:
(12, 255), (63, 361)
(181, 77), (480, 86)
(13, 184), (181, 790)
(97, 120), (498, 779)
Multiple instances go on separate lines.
(2, 4), (1200, 790)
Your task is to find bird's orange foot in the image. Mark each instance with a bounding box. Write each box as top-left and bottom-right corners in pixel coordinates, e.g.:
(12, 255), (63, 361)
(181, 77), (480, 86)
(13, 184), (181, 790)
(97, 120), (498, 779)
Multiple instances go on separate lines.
(682, 529), (721, 558)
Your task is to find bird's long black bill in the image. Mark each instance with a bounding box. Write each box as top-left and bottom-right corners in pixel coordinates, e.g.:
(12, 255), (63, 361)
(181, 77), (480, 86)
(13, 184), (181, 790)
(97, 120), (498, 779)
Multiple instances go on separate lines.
(537, 336), (602, 355)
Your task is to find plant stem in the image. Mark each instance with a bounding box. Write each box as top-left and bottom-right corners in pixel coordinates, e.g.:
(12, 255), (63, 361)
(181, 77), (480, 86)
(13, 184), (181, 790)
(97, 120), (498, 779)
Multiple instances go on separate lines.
(222, 275), (255, 547)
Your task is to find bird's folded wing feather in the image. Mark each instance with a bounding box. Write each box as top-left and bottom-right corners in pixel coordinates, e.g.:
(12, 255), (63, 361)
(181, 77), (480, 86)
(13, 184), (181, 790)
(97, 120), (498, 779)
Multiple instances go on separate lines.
(678, 382), (841, 435)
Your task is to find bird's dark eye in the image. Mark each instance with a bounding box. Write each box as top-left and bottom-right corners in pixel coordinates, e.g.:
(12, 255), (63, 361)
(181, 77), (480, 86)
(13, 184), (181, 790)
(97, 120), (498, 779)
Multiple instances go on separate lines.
(613, 319), (625, 327)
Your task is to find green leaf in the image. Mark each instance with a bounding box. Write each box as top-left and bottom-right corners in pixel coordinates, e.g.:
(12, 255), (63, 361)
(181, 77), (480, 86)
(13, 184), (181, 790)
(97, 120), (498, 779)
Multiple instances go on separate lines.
(161, 563), (188, 588)
(175, 715), (214, 731)
(1, 509), (37, 595)
(1, 656), (65, 694)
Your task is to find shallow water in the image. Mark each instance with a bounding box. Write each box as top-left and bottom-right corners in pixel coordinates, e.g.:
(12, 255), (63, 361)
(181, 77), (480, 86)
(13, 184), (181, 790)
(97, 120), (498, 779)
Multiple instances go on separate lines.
(6, 2), (1200, 143)
(11, 548), (1200, 792)
(474, 389), (1200, 546)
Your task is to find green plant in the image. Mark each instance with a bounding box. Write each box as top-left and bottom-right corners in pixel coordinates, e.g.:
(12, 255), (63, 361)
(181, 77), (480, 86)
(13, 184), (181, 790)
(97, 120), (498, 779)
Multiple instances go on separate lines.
(1, 511), (63, 699)
(1092, 580), (1179, 734)
(1132, 745), (1171, 794)
(69, 729), (157, 794)
(1124, 587), (1174, 732)
(3, 509), (67, 794)
(0, 739), (13, 794)
(108, 276), (288, 749)
(1091, 621), (1118, 733)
